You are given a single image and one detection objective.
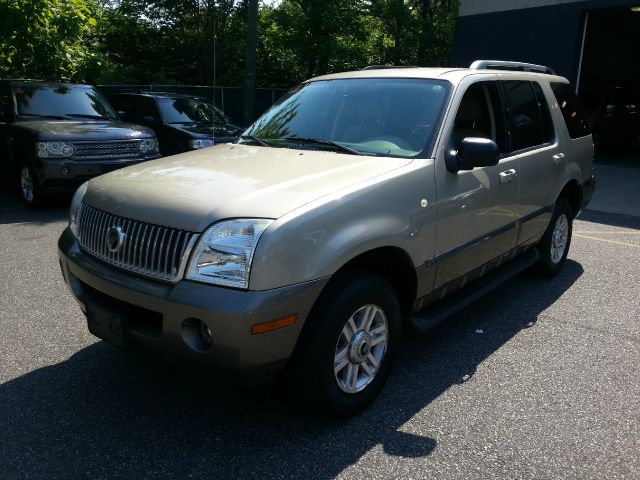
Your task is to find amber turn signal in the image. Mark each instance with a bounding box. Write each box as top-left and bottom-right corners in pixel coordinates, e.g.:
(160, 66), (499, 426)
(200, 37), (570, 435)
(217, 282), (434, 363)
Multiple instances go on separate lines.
(251, 315), (297, 335)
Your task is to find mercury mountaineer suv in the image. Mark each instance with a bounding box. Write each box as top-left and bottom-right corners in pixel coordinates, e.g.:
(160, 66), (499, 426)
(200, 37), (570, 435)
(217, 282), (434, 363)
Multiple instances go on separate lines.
(0, 79), (160, 206)
(58, 61), (595, 416)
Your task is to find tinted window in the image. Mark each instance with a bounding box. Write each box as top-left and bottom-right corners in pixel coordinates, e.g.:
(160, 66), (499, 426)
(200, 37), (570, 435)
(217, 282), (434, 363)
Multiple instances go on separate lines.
(137, 97), (160, 122)
(532, 82), (554, 144)
(158, 98), (229, 124)
(504, 81), (546, 151)
(243, 78), (450, 158)
(550, 82), (590, 139)
(14, 85), (118, 120)
(0, 87), (10, 122)
(452, 81), (507, 154)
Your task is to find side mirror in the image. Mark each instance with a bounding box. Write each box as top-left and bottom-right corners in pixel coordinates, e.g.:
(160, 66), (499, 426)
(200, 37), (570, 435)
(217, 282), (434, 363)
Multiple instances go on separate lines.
(445, 137), (499, 173)
(117, 110), (128, 121)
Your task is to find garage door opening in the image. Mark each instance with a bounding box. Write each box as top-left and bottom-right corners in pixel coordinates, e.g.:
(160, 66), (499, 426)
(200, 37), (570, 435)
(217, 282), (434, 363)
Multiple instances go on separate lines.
(578, 6), (640, 152)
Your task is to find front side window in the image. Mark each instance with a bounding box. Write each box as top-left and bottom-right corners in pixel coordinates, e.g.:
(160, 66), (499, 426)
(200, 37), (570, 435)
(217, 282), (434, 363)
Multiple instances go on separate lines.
(241, 78), (451, 158)
(14, 85), (118, 121)
(451, 81), (507, 154)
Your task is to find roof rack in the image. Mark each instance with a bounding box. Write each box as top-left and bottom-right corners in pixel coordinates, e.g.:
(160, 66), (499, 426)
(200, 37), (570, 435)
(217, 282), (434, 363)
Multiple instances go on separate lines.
(361, 65), (420, 70)
(470, 60), (555, 75)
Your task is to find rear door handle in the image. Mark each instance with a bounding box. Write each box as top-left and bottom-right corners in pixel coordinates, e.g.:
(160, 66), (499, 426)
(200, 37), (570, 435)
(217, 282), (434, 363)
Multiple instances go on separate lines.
(552, 153), (566, 165)
(499, 169), (517, 184)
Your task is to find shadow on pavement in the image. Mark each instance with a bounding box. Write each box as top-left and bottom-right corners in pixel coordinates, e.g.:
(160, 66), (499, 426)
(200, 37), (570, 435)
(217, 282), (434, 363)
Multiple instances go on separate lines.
(0, 260), (584, 479)
(0, 187), (69, 225)
(580, 209), (640, 229)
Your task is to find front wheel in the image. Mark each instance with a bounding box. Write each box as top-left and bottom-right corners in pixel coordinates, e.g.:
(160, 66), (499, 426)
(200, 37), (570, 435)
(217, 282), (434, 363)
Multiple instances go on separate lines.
(19, 164), (44, 208)
(286, 272), (401, 416)
(533, 197), (573, 277)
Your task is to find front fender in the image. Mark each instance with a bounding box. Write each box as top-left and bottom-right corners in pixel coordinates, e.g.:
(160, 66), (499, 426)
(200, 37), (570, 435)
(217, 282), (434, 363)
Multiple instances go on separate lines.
(249, 159), (438, 291)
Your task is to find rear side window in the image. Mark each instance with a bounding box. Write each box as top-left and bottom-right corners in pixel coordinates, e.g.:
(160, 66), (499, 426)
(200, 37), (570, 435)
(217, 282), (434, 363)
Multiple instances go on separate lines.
(550, 82), (590, 139)
(532, 82), (554, 144)
(0, 87), (10, 122)
(504, 80), (548, 152)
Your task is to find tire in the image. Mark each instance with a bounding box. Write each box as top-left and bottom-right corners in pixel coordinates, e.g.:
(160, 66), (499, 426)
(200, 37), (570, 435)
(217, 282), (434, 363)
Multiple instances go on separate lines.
(19, 164), (44, 208)
(285, 271), (401, 417)
(533, 197), (573, 277)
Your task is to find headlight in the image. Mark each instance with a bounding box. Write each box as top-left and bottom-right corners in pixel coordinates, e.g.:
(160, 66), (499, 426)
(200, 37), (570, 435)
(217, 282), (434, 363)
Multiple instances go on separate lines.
(37, 141), (74, 158)
(186, 219), (273, 289)
(188, 138), (214, 150)
(138, 138), (158, 154)
(69, 182), (88, 237)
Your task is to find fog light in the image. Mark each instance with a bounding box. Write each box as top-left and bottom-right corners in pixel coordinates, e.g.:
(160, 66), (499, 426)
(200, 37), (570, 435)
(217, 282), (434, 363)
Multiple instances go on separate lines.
(199, 322), (214, 345)
(181, 318), (214, 352)
(61, 167), (70, 176)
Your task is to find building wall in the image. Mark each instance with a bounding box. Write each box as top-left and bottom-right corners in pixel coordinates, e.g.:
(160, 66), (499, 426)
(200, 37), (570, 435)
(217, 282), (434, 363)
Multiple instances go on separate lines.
(453, 0), (636, 83)
(459, 0), (587, 17)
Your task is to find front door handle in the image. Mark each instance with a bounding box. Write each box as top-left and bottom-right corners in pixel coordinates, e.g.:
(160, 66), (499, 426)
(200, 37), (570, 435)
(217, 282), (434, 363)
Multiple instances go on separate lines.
(552, 153), (566, 165)
(499, 169), (517, 184)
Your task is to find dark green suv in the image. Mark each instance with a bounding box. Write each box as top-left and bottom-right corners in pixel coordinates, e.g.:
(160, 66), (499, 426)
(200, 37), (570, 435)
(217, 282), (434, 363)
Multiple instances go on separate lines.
(0, 79), (161, 207)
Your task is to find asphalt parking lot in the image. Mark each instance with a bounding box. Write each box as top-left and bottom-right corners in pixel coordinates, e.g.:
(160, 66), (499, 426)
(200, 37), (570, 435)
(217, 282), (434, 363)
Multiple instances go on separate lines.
(1, 163), (639, 479)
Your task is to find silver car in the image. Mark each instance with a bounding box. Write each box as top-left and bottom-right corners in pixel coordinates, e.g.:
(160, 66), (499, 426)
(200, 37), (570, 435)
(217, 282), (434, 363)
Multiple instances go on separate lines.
(59, 61), (595, 416)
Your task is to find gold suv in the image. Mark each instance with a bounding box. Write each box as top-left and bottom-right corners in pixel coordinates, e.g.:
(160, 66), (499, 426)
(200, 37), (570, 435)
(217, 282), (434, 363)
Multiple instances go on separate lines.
(59, 60), (595, 416)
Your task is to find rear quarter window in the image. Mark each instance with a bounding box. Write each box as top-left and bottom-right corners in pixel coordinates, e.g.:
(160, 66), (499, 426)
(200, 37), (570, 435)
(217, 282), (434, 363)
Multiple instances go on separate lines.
(550, 82), (590, 139)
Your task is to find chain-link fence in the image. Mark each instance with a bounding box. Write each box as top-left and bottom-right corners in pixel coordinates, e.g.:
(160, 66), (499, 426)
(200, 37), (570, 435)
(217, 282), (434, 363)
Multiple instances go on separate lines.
(98, 85), (289, 126)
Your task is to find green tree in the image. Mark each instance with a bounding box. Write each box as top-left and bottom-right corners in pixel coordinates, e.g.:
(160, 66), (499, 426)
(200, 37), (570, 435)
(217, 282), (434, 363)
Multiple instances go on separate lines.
(0, 0), (99, 79)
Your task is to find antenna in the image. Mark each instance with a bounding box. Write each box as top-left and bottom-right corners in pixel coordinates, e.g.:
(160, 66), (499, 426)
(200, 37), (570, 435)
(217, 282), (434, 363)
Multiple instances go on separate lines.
(212, 11), (216, 145)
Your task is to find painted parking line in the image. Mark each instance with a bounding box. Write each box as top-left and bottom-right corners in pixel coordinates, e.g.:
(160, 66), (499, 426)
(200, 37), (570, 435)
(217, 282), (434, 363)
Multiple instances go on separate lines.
(574, 231), (640, 235)
(573, 233), (640, 249)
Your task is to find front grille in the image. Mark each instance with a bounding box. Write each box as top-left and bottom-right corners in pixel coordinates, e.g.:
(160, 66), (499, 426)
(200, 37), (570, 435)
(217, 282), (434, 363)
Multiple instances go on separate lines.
(72, 141), (142, 160)
(78, 204), (198, 283)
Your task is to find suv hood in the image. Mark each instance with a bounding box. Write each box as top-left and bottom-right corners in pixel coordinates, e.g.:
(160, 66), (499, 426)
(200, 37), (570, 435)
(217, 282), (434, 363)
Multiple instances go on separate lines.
(13, 120), (155, 140)
(84, 143), (411, 232)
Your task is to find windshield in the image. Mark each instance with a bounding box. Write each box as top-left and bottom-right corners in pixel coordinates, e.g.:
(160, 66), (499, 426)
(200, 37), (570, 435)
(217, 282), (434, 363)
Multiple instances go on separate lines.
(158, 98), (229, 124)
(241, 78), (450, 158)
(14, 85), (118, 120)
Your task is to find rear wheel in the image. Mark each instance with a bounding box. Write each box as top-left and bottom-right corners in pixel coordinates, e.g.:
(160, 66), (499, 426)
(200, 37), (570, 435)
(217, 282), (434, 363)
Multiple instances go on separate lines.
(286, 272), (401, 416)
(19, 164), (44, 208)
(533, 197), (573, 277)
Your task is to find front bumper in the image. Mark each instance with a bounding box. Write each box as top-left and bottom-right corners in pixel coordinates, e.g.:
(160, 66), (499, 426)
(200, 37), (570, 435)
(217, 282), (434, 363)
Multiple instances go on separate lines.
(58, 228), (329, 376)
(39, 155), (162, 191)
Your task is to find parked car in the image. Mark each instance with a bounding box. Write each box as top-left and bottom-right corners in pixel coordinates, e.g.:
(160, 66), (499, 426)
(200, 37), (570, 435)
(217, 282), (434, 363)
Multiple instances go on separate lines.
(59, 60), (594, 416)
(0, 79), (160, 207)
(588, 85), (640, 151)
(110, 92), (242, 156)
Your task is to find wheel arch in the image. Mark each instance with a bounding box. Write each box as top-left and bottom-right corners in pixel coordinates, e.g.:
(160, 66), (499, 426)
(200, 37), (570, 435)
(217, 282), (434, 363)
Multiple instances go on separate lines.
(558, 179), (582, 217)
(320, 246), (418, 320)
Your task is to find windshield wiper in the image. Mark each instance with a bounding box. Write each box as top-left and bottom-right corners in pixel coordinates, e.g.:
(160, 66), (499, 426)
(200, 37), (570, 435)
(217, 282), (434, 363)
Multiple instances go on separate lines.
(65, 114), (110, 120)
(281, 137), (363, 155)
(240, 135), (273, 147)
(19, 113), (68, 120)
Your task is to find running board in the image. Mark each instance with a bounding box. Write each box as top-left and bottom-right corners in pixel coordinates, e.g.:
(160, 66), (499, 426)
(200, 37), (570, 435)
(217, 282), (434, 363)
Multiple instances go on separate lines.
(408, 249), (540, 333)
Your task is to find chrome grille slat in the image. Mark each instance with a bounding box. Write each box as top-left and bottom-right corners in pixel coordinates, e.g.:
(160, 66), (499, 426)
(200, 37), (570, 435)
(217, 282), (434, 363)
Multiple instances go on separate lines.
(163, 230), (175, 278)
(77, 204), (196, 283)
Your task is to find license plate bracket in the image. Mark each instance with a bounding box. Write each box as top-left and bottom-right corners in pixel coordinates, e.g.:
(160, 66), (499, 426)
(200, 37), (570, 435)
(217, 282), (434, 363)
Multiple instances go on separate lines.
(85, 300), (130, 349)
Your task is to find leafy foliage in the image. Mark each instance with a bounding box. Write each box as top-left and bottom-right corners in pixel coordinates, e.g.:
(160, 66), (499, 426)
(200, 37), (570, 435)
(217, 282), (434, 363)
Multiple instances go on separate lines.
(0, 0), (99, 79)
(0, 0), (459, 86)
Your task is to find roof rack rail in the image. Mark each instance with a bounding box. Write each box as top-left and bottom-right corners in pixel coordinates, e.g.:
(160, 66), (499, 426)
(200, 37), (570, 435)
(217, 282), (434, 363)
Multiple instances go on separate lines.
(361, 65), (420, 70)
(470, 60), (555, 75)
